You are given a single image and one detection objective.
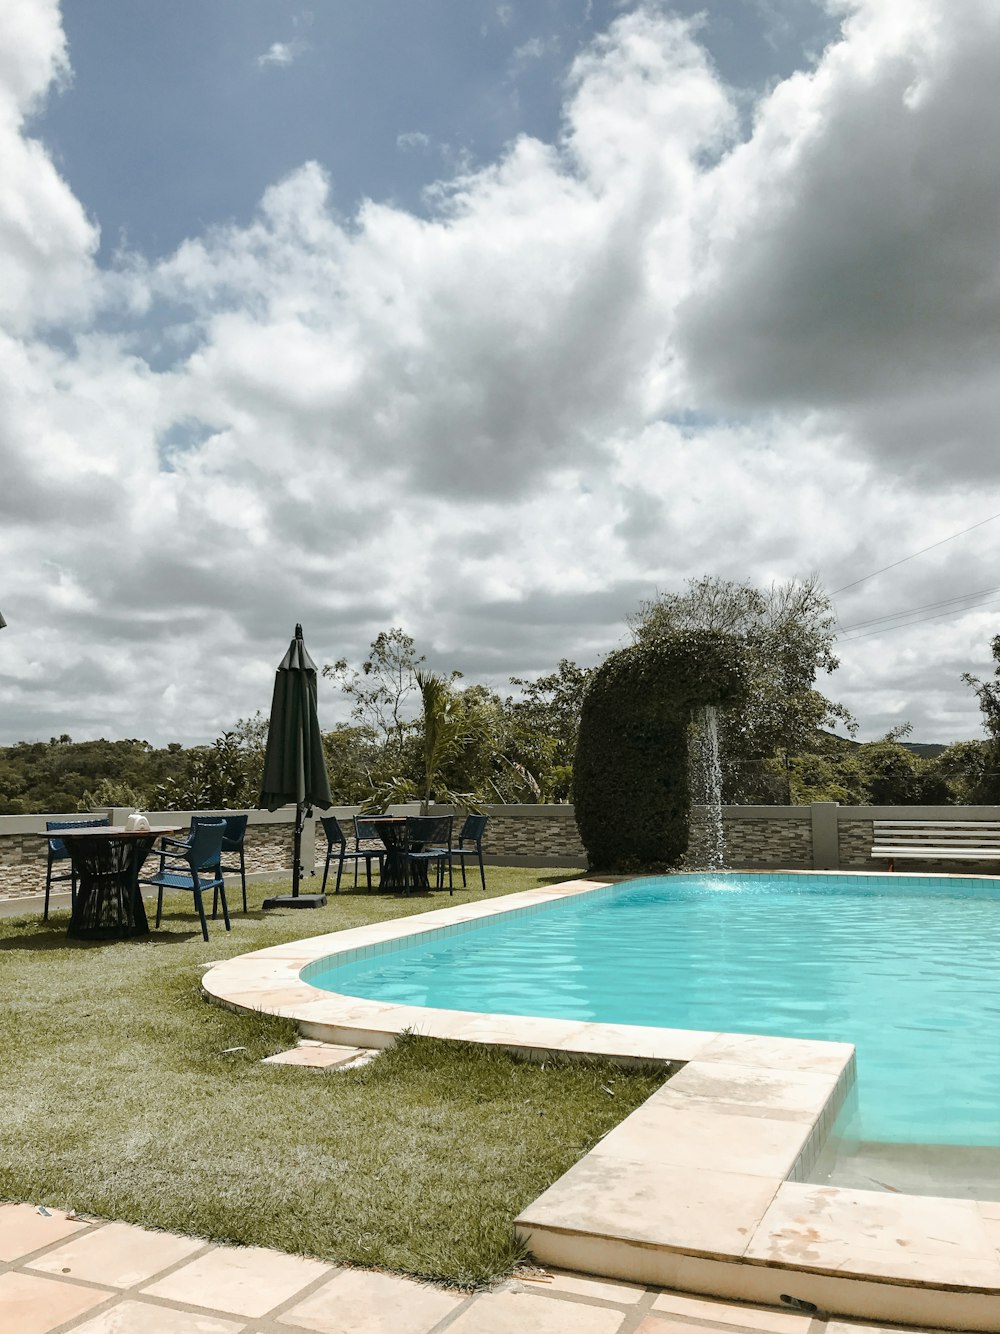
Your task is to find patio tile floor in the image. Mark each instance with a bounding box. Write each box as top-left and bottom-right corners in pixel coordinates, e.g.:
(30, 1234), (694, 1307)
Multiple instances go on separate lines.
(0, 1204), (950, 1334)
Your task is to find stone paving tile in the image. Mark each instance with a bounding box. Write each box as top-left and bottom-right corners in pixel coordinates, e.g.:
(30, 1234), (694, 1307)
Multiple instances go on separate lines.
(525, 1269), (646, 1304)
(26, 1220), (205, 1287)
(446, 1288), (628, 1334)
(651, 1288), (814, 1330)
(0, 1269), (109, 1333)
(141, 1243), (332, 1318)
(262, 1043), (364, 1069)
(0, 1202), (89, 1261)
(0, 1207), (960, 1333)
(824, 1325), (947, 1334)
(276, 1267), (465, 1332)
(68, 1299), (247, 1333)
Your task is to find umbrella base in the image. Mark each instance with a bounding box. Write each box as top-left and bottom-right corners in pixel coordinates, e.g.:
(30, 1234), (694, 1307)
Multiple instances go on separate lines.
(261, 894), (327, 910)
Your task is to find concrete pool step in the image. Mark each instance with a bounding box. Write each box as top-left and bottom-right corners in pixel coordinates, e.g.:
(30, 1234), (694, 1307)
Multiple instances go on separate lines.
(516, 1178), (1000, 1332)
(516, 1067), (1000, 1332)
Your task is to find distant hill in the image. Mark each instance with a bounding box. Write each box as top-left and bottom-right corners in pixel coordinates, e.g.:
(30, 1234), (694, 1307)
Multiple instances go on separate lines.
(818, 730), (952, 758)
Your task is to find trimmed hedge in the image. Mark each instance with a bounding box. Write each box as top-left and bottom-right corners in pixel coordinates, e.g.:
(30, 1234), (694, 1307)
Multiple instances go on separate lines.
(573, 630), (747, 871)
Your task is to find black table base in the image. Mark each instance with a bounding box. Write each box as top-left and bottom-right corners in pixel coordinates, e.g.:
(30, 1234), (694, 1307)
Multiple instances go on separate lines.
(67, 834), (157, 939)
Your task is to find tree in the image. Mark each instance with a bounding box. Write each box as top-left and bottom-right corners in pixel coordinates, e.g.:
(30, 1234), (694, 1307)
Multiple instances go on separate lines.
(506, 660), (595, 801)
(628, 576), (853, 802)
(790, 726), (955, 806)
(930, 740), (993, 805)
(155, 714), (268, 810)
(364, 670), (485, 813)
(321, 725), (384, 804)
(322, 629), (425, 769)
(961, 635), (1000, 803)
(77, 777), (149, 812)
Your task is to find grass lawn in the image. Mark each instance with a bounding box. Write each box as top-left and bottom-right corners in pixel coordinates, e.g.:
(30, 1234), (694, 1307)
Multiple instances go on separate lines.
(0, 868), (665, 1287)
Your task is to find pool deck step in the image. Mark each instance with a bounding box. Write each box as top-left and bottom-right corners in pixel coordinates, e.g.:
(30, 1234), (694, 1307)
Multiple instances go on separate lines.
(515, 1062), (1000, 1332)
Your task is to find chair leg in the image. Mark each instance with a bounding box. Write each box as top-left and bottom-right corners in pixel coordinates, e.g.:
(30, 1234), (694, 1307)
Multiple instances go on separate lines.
(335, 851), (346, 893)
(218, 881), (231, 932)
(43, 864), (52, 922)
(239, 849), (247, 912)
(156, 885), (164, 928)
(321, 852), (331, 895)
(365, 856), (372, 892)
(477, 849), (486, 891)
(459, 853), (467, 888)
(193, 886), (209, 942)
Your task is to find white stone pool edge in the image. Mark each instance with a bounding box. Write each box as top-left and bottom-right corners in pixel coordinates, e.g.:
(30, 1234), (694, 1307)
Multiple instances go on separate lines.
(201, 873), (1000, 1332)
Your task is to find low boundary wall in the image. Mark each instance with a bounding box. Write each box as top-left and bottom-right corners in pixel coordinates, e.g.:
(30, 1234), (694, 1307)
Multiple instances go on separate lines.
(2, 801), (998, 900)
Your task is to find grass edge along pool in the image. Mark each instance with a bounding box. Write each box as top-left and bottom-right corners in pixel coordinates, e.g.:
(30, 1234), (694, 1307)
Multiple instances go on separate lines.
(303, 871), (1000, 1149)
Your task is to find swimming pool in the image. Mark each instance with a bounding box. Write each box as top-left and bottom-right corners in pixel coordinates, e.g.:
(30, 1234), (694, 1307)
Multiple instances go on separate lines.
(305, 872), (1000, 1147)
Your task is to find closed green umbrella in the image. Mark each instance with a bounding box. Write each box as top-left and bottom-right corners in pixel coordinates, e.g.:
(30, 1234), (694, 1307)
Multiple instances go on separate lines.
(260, 624), (333, 908)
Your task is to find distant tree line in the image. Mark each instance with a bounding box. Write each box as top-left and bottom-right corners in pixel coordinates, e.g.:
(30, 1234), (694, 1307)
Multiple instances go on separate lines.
(3, 580), (1000, 814)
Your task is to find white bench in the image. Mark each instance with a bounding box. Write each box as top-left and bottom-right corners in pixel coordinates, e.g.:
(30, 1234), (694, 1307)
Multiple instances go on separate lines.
(871, 820), (1000, 870)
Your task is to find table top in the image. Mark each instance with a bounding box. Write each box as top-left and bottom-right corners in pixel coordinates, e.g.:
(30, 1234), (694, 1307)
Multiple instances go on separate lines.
(58, 825), (181, 838)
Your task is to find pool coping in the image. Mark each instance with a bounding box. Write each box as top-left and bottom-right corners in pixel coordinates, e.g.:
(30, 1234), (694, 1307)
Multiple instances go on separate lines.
(201, 871), (1000, 1331)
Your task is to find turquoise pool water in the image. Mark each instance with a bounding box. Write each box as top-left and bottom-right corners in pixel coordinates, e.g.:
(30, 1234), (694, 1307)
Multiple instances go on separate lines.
(305, 873), (1000, 1146)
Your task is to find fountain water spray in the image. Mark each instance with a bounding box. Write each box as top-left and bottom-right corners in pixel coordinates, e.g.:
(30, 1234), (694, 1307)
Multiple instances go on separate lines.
(690, 705), (725, 870)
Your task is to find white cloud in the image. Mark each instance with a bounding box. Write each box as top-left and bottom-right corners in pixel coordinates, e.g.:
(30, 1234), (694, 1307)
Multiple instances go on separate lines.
(396, 130), (431, 153)
(2, 1), (1000, 748)
(509, 36), (560, 73)
(255, 40), (305, 70)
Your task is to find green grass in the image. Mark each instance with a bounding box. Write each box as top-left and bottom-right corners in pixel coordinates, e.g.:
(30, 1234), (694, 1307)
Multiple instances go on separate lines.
(0, 868), (665, 1287)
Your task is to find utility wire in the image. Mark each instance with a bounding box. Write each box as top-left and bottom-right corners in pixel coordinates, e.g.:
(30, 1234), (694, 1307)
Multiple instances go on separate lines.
(837, 585), (1000, 633)
(830, 510), (1000, 596)
(837, 594), (1000, 643)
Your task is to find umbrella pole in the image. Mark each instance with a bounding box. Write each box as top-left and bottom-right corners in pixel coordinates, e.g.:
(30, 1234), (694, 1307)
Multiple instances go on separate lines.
(291, 805), (303, 898)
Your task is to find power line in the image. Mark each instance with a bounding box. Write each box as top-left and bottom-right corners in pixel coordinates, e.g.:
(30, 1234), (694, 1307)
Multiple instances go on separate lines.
(830, 510), (1000, 596)
(837, 586), (1000, 633)
(837, 594), (1000, 643)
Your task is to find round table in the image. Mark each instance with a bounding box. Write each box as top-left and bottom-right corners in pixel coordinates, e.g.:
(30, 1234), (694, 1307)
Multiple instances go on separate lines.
(60, 825), (181, 940)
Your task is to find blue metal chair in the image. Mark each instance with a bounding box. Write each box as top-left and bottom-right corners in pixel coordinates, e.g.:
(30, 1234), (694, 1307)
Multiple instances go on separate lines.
(451, 814), (488, 891)
(141, 819), (229, 942)
(320, 815), (385, 893)
(403, 815), (453, 894)
(159, 814), (248, 914)
(44, 818), (110, 920)
(219, 814), (249, 913)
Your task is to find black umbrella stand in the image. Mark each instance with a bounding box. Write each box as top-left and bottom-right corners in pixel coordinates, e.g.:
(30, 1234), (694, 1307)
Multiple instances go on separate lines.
(259, 623), (333, 911)
(264, 803), (320, 909)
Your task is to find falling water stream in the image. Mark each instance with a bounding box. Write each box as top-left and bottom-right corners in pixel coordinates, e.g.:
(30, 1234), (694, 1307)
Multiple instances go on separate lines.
(690, 705), (725, 869)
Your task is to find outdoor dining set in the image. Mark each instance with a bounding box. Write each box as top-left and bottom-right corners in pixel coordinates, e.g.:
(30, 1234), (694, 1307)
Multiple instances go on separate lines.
(41, 810), (488, 946)
(319, 813), (489, 896)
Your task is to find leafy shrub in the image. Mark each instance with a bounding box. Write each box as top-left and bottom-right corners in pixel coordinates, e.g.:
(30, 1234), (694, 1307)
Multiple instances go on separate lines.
(573, 630), (747, 871)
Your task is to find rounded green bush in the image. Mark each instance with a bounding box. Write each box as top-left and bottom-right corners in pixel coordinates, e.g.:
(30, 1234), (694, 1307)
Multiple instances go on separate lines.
(573, 630), (747, 871)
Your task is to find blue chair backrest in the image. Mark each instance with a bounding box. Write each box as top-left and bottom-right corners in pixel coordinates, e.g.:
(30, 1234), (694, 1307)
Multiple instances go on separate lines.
(221, 814), (248, 851)
(321, 815), (346, 848)
(459, 814), (488, 844)
(46, 817), (110, 858)
(354, 816), (382, 843)
(185, 820), (226, 872)
(405, 815), (453, 848)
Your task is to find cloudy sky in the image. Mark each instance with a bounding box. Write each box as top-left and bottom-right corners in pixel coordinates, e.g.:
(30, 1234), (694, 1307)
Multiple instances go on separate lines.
(2, 0), (1000, 748)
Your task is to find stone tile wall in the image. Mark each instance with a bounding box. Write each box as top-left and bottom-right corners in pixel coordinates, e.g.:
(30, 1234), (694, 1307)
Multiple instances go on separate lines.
(6, 804), (1000, 900)
(719, 811), (813, 870)
(0, 815), (298, 901)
